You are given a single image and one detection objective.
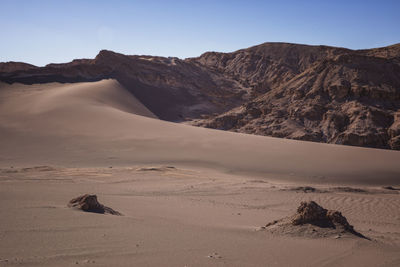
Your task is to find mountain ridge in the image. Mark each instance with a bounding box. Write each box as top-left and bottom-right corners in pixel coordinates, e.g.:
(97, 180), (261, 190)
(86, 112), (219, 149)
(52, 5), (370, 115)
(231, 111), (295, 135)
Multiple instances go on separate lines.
(1, 42), (399, 149)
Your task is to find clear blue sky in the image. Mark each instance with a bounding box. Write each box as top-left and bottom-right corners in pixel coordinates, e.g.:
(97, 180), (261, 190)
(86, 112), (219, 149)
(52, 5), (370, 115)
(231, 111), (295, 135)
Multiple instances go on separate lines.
(1, 0), (399, 66)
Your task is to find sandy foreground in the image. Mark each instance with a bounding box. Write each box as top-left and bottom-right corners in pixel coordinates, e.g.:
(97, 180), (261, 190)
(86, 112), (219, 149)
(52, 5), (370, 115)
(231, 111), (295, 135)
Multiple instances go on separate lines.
(0, 80), (400, 266)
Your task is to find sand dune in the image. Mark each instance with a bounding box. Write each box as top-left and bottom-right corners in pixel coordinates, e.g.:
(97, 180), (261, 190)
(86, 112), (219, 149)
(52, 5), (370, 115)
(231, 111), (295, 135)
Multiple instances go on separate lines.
(0, 80), (399, 185)
(0, 79), (156, 129)
(1, 80), (400, 266)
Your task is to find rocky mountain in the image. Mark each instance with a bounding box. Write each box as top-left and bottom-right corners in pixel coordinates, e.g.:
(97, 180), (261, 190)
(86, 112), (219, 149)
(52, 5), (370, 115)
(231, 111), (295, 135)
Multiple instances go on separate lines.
(189, 43), (400, 150)
(0, 50), (247, 121)
(1, 42), (400, 149)
(0, 62), (38, 73)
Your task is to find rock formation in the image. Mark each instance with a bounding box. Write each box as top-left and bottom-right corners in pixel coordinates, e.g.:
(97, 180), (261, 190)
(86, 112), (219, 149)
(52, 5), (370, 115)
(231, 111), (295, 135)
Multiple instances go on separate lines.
(189, 43), (400, 150)
(0, 62), (38, 73)
(0, 50), (246, 121)
(68, 194), (122, 215)
(264, 201), (366, 238)
(291, 201), (353, 231)
(1, 42), (400, 149)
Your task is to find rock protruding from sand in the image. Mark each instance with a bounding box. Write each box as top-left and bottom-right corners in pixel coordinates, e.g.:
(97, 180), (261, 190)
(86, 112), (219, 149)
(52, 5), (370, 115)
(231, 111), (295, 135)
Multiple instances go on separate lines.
(263, 201), (367, 239)
(291, 201), (353, 232)
(68, 194), (122, 215)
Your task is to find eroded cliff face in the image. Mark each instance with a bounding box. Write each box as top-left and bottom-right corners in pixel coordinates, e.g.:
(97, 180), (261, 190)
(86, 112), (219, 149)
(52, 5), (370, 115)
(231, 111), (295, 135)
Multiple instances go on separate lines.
(1, 43), (400, 149)
(0, 62), (38, 73)
(189, 43), (400, 150)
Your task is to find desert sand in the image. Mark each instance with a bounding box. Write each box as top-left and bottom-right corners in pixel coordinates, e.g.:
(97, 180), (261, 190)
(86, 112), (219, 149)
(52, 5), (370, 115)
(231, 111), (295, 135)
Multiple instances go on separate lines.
(1, 79), (400, 266)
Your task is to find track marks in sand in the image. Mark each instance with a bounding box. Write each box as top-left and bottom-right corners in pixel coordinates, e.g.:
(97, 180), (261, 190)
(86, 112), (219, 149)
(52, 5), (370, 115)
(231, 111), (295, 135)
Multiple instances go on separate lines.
(2, 165), (399, 238)
(0, 166), (114, 183)
(280, 185), (399, 195)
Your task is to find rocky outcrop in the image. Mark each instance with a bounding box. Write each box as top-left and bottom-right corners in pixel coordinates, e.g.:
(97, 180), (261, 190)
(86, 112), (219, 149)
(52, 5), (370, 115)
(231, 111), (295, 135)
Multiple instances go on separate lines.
(388, 111), (400, 149)
(0, 62), (38, 73)
(291, 201), (353, 232)
(68, 194), (122, 215)
(264, 201), (366, 238)
(1, 42), (400, 149)
(190, 43), (400, 149)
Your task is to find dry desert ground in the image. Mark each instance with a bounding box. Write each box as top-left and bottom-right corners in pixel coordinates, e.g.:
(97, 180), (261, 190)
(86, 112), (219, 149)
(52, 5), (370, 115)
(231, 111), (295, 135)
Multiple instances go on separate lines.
(1, 80), (400, 266)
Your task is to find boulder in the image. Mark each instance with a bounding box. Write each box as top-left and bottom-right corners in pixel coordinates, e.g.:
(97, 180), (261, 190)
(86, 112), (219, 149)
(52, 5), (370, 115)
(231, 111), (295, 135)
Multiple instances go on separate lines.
(262, 201), (368, 238)
(291, 201), (354, 232)
(68, 194), (122, 215)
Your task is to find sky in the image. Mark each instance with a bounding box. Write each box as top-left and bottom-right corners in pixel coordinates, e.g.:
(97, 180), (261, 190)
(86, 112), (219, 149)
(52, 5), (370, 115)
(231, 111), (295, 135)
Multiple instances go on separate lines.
(1, 0), (399, 66)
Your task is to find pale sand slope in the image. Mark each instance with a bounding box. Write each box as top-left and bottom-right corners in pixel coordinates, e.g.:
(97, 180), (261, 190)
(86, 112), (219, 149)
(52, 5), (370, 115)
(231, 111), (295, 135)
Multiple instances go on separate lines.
(0, 80), (400, 266)
(0, 80), (399, 185)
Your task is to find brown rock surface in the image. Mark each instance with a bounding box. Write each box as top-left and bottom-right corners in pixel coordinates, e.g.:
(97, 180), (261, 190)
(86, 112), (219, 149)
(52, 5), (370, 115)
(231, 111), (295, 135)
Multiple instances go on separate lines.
(68, 194), (122, 215)
(0, 62), (38, 73)
(291, 201), (353, 232)
(264, 201), (366, 238)
(190, 43), (400, 150)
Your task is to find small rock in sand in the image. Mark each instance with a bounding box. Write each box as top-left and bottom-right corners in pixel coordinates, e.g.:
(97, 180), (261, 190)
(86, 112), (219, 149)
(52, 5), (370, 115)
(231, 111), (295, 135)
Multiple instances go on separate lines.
(264, 201), (368, 239)
(68, 194), (122, 215)
(207, 252), (222, 259)
(383, 186), (400, 191)
(291, 201), (354, 232)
